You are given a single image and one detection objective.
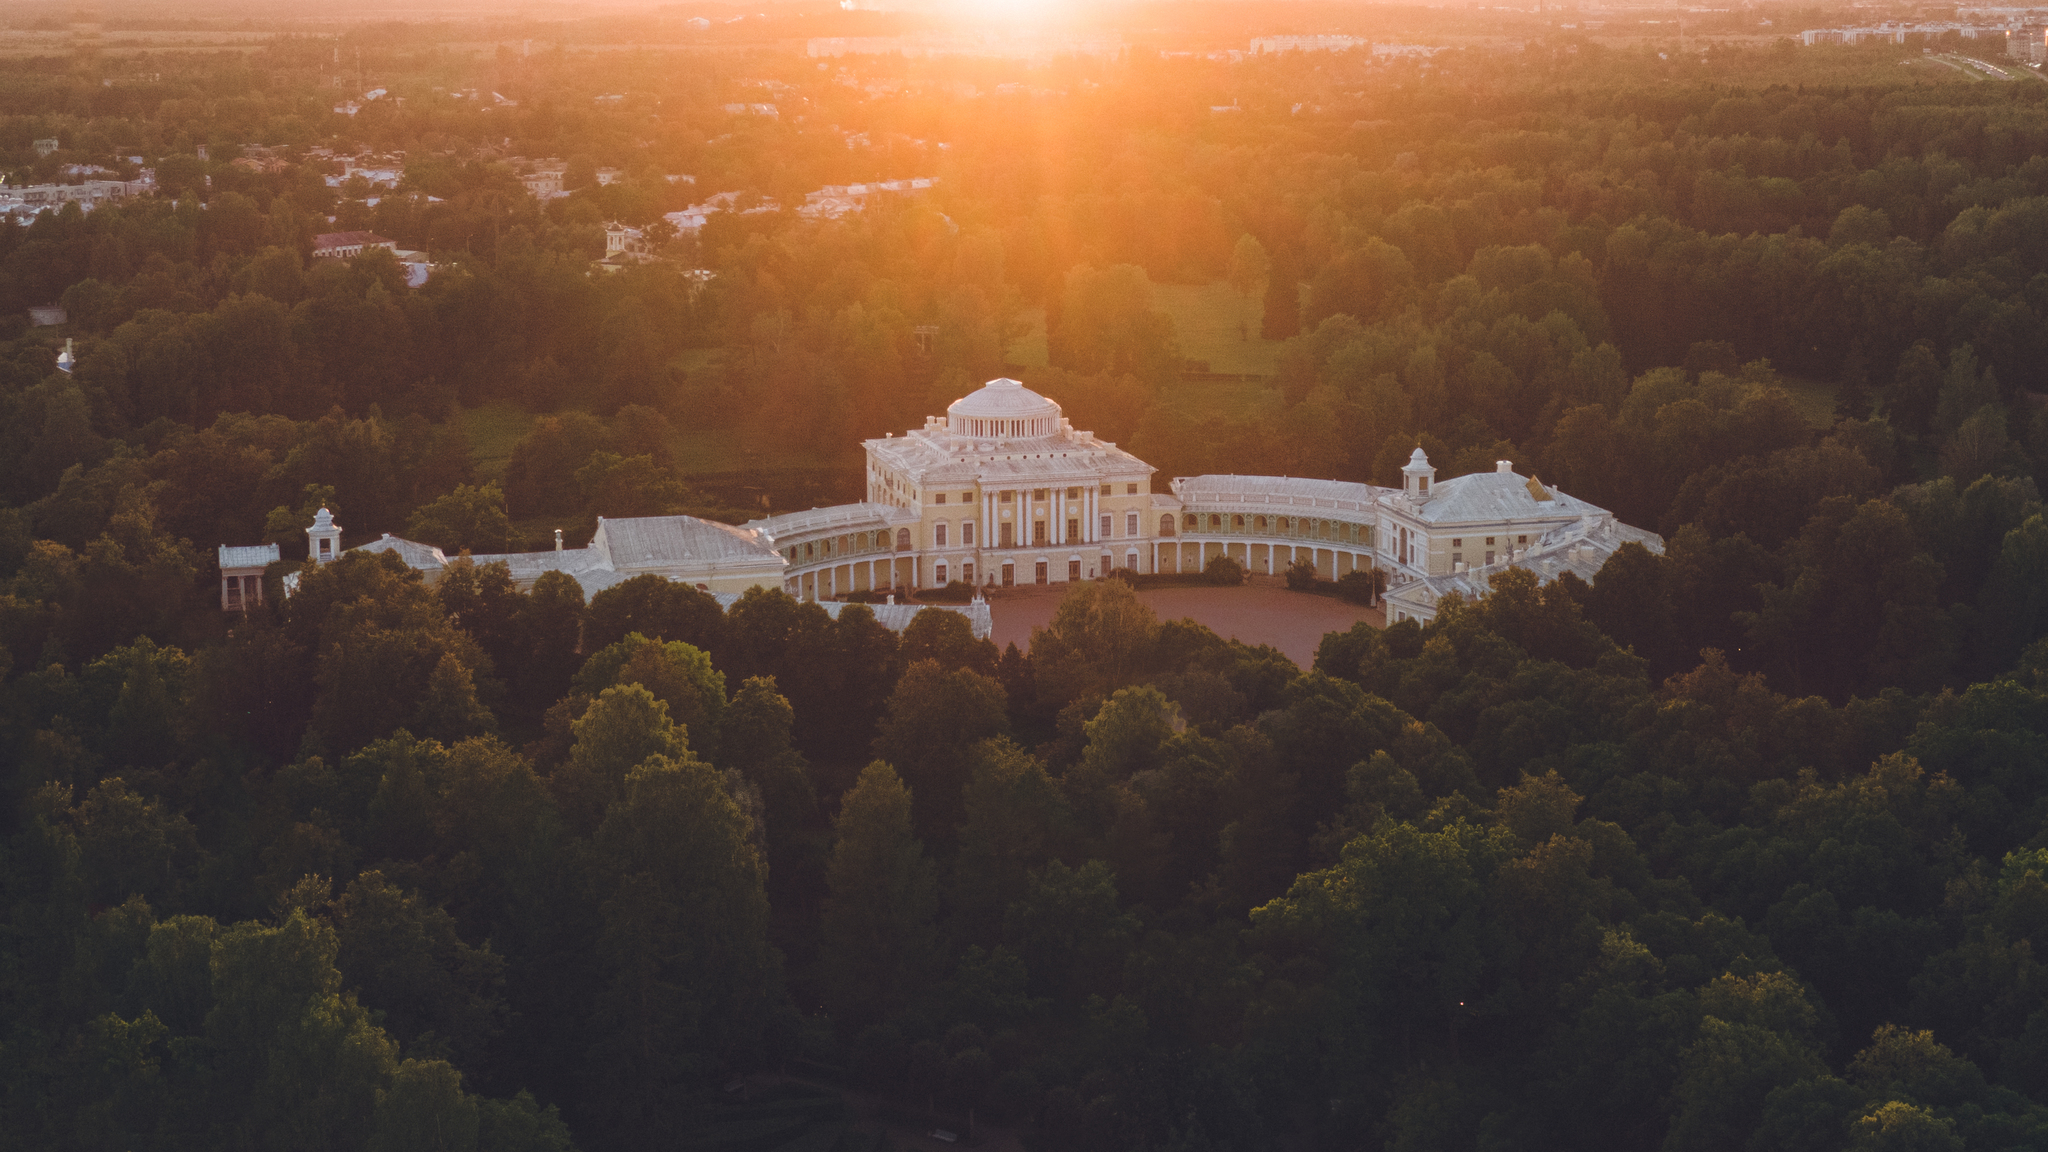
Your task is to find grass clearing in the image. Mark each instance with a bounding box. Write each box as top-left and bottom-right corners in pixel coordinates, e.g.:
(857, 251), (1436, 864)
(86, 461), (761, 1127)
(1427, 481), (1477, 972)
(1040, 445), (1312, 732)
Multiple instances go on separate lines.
(1006, 307), (1049, 368)
(1777, 375), (1841, 429)
(1166, 378), (1282, 420)
(457, 403), (536, 482)
(1154, 281), (1283, 376)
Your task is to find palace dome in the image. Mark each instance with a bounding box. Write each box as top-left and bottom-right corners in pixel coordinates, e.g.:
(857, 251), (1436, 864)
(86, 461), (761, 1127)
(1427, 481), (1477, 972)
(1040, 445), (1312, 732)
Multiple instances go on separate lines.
(947, 377), (1062, 439)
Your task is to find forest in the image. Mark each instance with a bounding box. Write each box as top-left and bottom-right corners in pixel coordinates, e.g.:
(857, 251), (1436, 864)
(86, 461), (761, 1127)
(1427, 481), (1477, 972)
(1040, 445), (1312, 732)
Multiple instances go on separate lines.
(3, 15), (2048, 1152)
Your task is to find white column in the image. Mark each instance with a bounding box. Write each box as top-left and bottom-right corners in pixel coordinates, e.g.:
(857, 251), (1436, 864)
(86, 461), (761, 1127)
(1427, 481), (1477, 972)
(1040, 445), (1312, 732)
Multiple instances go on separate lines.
(1087, 486), (1097, 542)
(1055, 490), (1065, 544)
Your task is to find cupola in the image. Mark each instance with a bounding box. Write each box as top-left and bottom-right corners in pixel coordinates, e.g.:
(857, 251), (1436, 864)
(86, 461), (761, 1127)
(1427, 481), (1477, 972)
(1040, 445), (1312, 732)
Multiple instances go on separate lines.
(307, 507), (342, 564)
(946, 377), (1063, 440)
(1402, 446), (1436, 500)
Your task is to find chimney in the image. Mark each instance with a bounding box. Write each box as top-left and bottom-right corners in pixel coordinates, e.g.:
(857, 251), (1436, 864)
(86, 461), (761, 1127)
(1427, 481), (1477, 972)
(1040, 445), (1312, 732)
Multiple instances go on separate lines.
(1496, 460), (1513, 473)
(554, 528), (563, 552)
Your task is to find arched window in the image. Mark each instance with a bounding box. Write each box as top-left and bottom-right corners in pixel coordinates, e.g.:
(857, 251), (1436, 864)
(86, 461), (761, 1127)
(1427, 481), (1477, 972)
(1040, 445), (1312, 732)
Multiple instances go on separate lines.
(896, 528), (911, 551)
(1255, 516), (1266, 530)
(1233, 515), (1244, 528)
(1184, 514), (1197, 529)
(1209, 514), (1222, 529)
(1161, 515), (1176, 536)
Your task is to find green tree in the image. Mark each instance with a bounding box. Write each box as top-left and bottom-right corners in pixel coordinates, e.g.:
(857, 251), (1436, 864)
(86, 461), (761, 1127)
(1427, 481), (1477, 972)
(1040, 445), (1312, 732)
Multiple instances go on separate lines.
(332, 871), (508, 1070)
(550, 684), (687, 835)
(871, 661), (1010, 845)
(405, 484), (511, 554)
(574, 633), (727, 763)
(819, 762), (939, 1027)
(1049, 263), (1181, 383)
(587, 754), (779, 1148)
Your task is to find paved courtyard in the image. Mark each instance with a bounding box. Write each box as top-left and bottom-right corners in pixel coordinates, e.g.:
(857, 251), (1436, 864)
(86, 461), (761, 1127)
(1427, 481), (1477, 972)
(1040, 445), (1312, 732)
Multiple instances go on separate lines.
(984, 579), (1384, 669)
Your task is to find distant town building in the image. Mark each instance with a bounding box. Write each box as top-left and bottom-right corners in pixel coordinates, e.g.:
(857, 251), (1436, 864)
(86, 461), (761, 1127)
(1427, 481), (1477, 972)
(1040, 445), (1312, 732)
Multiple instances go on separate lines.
(2009, 26), (2048, 61)
(0, 177), (154, 220)
(1801, 21), (2019, 44)
(519, 166), (566, 197)
(798, 177), (937, 220)
(312, 231), (397, 259)
(27, 305), (66, 326)
(806, 33), (1124, 61)
(1251, 34), (1367, 54)
(33, 138), (58, 157)
(218, 544), (280, 611)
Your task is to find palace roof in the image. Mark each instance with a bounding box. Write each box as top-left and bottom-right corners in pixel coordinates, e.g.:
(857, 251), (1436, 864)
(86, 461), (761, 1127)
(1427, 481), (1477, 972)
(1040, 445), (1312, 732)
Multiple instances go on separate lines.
(1404, 469), (1600, 525)
(591, 515), (781, 570)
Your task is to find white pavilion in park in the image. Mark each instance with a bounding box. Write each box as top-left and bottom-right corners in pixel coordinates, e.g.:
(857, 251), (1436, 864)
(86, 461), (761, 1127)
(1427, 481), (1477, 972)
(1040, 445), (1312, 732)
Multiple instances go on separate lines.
(277, 377), (1660, 631)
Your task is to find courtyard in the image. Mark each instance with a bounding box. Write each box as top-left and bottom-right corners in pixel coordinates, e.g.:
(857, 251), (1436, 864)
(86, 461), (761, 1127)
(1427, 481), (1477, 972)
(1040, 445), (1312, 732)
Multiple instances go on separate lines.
(984, 579), (1385, 669)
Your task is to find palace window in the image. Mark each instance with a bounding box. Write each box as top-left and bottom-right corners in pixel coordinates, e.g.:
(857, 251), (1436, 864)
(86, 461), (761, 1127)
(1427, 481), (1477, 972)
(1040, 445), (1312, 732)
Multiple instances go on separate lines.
(1033, 521), (1046, 545)
(962, 522), (975, 545)
(935, 492), (946, 504)
(1184, 514), (1198, 529)
(1486, 537), (1496, 546)
(1452, 538), (1462, 548)
(936, 562), (948, 584)
(1100, 513), (1111, 538)
(1127, 483), (1138, 495)
(1001, 523), (1014, 547)
(1000, 490), (1013, 503)
(1453, 553), (1463, 565)
(1210, 514), (1222, 529)
(804, 542), (814, 559)
(1161, 515), (1176, 536)
(1067, 486), (1081, 500)
(1233, 515), (1244, 528)
(935, 523), (948, 547)
(962, 492), (972, 503)
(1101, 484), (1112, 496)
(1067, 518), (1078, 542)
(1127, 512), (1139, 537)
(897, 528), (911, 551)
(1517, 535), (1528, 545)
(1255, 516), (1266, 530)
(1486, 550), (1496, 565)
(1033, 488), (1048, 501)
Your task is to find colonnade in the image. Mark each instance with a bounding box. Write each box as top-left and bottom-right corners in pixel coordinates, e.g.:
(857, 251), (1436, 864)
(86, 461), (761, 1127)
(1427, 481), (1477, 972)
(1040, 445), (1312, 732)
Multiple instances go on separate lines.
(783, 537), (1379, 600)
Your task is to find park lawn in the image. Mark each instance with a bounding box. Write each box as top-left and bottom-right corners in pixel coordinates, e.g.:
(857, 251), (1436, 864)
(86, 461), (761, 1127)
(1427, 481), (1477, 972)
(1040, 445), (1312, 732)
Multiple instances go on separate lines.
(1006, 307), (1049, 368)
(1167, 377), (1283, 421)
(457, 403), (536, 482)
(1154, 281), (1282, 376)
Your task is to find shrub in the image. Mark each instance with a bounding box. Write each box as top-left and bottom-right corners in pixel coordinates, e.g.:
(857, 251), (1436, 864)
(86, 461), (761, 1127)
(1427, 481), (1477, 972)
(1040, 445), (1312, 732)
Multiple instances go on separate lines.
(1204, 555), (1246, 586)
(918, 580), (979, 603)
(1284, 558), (1319, 590)
(1336, 569), (1381, 605)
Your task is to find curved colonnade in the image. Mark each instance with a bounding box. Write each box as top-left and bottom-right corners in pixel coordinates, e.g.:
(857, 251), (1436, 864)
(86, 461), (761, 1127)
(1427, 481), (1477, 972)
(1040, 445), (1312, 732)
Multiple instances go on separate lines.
(760, 475), (1392, 602)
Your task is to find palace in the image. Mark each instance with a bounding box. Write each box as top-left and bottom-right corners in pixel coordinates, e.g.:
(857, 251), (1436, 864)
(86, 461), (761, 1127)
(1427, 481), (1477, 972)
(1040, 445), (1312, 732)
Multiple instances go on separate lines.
(286, 377), (1661, 631)
(749, 378), (1663, 624)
